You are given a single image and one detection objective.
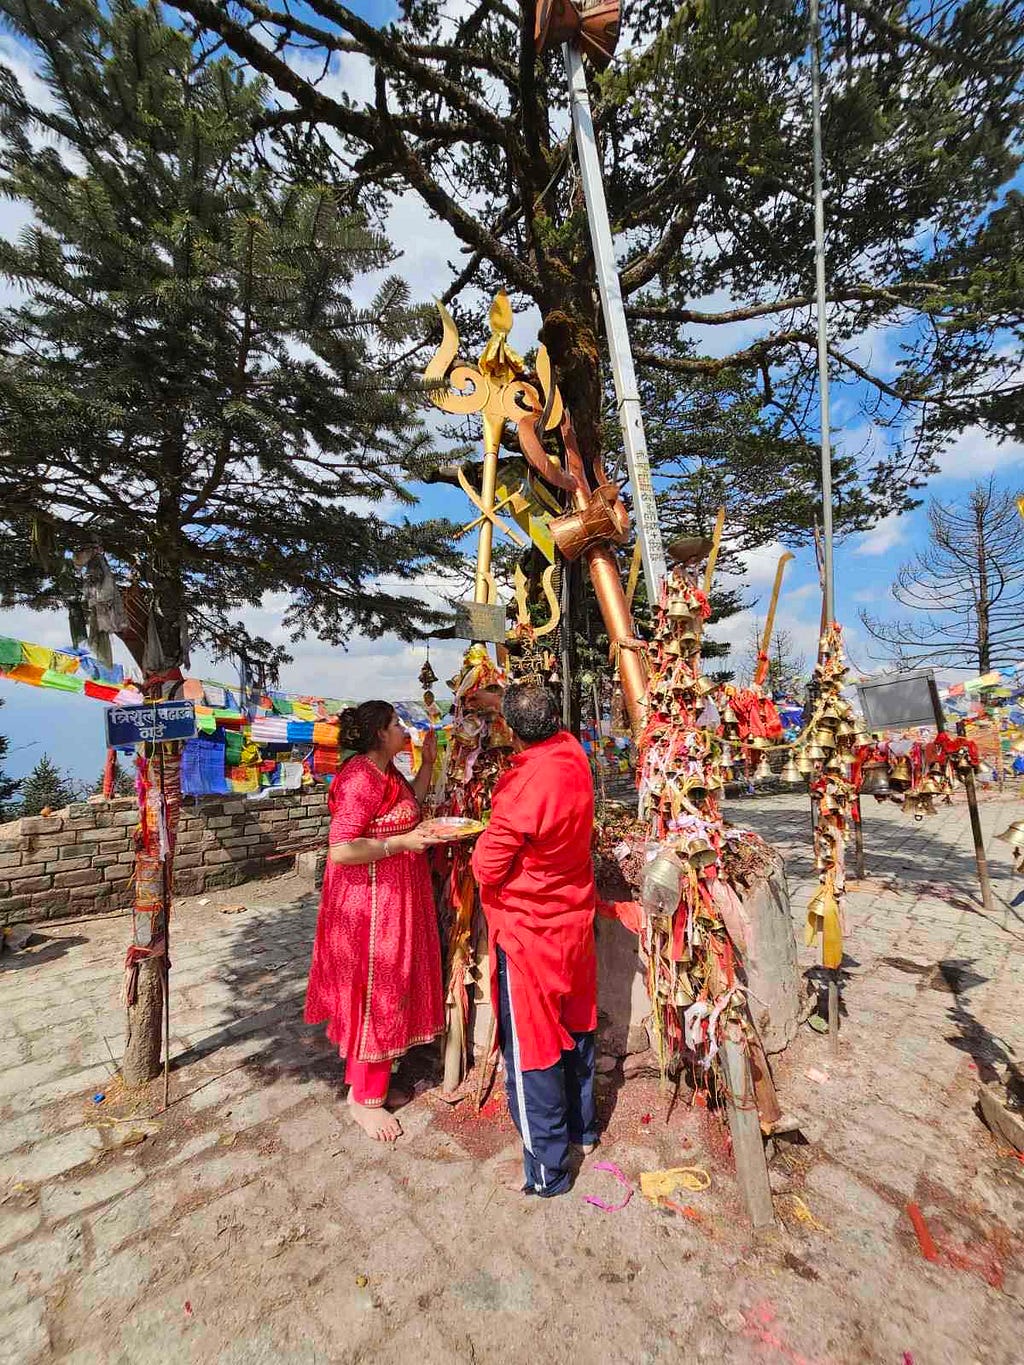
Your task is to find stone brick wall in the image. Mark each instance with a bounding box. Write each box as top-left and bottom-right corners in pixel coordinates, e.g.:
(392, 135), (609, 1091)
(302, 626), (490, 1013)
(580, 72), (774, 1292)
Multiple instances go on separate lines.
(0, 789), (330, 926)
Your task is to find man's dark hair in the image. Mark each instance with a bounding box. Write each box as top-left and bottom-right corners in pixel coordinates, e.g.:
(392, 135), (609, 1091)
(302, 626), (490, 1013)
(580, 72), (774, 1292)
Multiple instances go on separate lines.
(502, 684), (561, 744)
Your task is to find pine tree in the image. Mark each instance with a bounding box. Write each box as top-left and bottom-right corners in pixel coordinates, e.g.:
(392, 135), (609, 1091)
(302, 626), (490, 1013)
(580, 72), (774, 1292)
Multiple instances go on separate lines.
(0, 0), (457, 1083)
(0, 699), (21, 820)
(92, 758), (135, 800)
(166, 0), (1024, 555)
(18, 754), (79, 817)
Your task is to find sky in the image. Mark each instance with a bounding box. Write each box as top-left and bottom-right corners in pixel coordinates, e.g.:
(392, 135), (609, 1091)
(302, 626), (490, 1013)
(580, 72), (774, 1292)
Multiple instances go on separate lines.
(1, 8), (1022, 783)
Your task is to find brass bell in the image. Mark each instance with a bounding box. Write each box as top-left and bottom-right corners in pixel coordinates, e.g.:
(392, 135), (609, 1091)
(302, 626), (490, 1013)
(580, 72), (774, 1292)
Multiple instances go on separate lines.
(695, 676), (715, 696)
(796, 752), (814, 775)
(812, 729), (836, 749)
(678, 629), (700, 654)
(753, 755), (773, 782)
(823, 755), (844, 773)
(686, 837), (716, 868)
(663, 638), (682, 658)
(667, 597), (690, 620)
(836, 719), (856, 738)
(889, 757), (912, 786)
(779, 756), (804, 785)
(853, 731), (872, 748)
(804, 745), (827, 762)
(996, 819), (1024, 849)
(817, 708), (840, 729)
(917, 776), (940, 796)
(748, 735), (771, 751)
(859, 760), (890, 798)
(721, 705), (738, 725)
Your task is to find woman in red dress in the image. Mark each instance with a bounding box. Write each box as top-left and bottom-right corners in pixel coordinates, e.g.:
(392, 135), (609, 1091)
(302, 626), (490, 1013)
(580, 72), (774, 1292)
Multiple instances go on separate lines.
(305, 701), (445, 1142)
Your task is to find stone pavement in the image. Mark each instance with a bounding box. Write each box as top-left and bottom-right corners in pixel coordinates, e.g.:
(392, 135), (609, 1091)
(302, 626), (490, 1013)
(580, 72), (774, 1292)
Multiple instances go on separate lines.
(1, 790), (1023, 1364)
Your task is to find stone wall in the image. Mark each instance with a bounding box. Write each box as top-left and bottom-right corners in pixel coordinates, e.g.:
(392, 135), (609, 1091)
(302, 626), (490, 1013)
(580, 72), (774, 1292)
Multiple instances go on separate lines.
(0, 789), (330, 927)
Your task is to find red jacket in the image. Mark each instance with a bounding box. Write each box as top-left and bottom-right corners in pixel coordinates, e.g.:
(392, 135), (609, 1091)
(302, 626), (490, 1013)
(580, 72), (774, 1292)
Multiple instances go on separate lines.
(471, 730), (597, 1070)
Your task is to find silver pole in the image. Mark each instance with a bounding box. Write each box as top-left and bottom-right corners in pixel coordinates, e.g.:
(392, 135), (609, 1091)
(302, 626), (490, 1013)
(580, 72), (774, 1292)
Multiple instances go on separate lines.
(810, 0), (834, 622)
(563, 43), (667, 606)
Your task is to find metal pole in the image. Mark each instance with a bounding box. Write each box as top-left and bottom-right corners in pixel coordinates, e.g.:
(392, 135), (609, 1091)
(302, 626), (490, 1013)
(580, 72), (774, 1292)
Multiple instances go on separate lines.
(563, 43), (667, 606)
(809, 0), (834, 623)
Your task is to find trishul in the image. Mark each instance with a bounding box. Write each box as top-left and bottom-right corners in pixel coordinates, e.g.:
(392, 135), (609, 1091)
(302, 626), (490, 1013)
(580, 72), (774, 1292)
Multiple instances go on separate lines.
(424, 291), (563, 608)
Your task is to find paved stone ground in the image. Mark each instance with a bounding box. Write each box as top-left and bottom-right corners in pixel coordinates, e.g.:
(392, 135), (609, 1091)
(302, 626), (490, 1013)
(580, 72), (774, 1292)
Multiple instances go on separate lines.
(2, 790), (1024, 1364)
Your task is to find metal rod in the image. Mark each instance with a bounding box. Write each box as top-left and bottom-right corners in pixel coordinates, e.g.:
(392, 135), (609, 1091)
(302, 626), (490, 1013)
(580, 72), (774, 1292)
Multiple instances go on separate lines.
(563, 43), (667, 606)
(474, 415), (502, 604)
(828, 977), (839, 1054)
(809, 0), (834, 623)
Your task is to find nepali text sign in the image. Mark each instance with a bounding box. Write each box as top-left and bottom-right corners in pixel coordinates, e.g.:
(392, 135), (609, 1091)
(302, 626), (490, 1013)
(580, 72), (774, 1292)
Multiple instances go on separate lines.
(105, 701), (196, 748)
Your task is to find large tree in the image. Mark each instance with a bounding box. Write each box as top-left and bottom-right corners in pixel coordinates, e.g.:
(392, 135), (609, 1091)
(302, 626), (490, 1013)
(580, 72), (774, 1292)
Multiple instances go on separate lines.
(861, 478), (1024, 672)
(0, 0), (456, 1081)
(166, 0), (1024, 566)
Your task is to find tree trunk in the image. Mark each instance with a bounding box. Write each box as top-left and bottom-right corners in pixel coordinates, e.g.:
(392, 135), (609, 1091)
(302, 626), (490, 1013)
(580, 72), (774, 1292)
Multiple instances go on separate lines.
(122, 958), (165, 1086)
(975, 497), (990, 672)
(121, 735), (182, 1086)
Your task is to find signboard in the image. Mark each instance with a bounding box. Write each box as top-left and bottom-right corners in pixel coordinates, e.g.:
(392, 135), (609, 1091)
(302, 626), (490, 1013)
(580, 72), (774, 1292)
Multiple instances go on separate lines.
(105, 701), (196, 748)
(452, 599), (507, 644)
(856, 668), (943, 733)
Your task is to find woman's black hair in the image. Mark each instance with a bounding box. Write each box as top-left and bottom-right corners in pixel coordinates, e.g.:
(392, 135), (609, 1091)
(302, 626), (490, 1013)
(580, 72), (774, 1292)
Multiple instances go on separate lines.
(337, 700), (396, 753)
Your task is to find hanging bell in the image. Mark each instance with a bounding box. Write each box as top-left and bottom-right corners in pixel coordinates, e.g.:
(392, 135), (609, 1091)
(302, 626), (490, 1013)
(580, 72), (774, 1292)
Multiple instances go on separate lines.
(748, 735), (771, 752)
(804, 745), (827, 762)
(418, 656), (438, 690)
(859, 760), (890, 798)
(889, 757), (912, 786)
(753, 755), (773, 783)
(836, 719), (856, 738)
(812, 728), (837, 749)
(663, 637), (682, 658)
(667, 597), (691, 620)
(852, 731), (872, 749)
(678, 629), (701, 654)
(779, 756), (804, 785)
(823, 754), (844, 773)
(796, 752), (814, 775)
(817, 707), (840, 729)
(996, 819), (1024, 849)
(721, 705), (738, 726)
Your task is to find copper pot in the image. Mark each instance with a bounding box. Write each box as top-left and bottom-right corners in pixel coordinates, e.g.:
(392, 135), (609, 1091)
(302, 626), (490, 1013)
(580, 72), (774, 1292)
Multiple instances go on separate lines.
(550, 483), (629, 562)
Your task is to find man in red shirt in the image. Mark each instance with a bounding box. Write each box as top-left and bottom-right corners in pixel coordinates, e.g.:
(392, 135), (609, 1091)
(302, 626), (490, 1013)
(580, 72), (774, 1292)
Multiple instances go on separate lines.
(471, 683), (597, 1197)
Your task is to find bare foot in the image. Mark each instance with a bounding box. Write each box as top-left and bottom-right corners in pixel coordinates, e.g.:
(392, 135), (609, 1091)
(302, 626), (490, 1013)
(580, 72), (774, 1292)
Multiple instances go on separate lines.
(347, 1092), (402, 1143)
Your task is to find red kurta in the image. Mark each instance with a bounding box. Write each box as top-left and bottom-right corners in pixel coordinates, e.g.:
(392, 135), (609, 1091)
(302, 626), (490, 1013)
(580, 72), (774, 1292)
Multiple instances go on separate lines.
(305, 756), (444, 1063)
(471, 731), (597, 1071)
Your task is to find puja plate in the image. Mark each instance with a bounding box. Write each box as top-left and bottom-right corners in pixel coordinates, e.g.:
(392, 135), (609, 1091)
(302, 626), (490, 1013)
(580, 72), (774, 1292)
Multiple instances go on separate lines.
(420, 817), (486, 842)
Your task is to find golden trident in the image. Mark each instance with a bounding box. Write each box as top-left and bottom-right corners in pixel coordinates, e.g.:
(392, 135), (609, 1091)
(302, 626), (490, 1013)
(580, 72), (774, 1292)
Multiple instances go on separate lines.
(424, 291), (563, 608)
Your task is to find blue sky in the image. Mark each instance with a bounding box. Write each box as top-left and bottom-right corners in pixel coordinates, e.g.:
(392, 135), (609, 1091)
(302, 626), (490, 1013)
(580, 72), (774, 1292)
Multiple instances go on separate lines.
(1, 7), (1022, 782)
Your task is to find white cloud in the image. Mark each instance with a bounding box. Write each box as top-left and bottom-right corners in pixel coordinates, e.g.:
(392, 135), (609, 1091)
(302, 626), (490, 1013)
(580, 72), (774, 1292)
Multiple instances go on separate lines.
(936, 426), (1024, 479)
(852, 511), (906, 557)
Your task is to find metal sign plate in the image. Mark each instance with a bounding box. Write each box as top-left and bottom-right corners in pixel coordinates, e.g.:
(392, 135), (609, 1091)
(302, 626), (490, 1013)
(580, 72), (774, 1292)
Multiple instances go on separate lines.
(856, 669), (943, 732)
(105, 701), (197, 748)
(452, 600), (507, 643)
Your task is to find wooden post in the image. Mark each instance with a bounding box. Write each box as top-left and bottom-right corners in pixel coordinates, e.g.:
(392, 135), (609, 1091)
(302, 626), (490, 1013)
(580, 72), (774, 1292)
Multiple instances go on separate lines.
(852, 795), (866, 879)
(931, 686), (995, 916)
(961, 762), (996, 914)
(721, 1026), (775, 1229)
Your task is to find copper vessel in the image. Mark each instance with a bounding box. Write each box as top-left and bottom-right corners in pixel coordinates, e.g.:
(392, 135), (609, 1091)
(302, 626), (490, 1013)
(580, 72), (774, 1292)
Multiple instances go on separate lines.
(534, 0), (621, 70)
